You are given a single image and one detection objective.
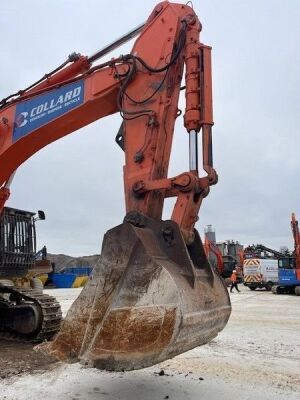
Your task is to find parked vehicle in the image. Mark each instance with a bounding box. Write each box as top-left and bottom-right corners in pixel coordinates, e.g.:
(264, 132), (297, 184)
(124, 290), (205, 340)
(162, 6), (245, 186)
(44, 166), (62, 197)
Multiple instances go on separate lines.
(243, 258), (278, 291)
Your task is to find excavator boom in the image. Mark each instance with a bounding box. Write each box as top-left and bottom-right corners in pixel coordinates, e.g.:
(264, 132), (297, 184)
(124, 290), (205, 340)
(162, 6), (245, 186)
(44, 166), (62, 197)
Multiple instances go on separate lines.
(291, 213), (300, 280)
(0, 1), (231, 370)
(204, 236), (225, 275)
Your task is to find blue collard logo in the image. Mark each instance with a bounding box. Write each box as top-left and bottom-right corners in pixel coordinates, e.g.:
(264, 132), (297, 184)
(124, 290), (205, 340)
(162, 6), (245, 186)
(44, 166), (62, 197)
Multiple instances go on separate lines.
(13, 80), (84, 142)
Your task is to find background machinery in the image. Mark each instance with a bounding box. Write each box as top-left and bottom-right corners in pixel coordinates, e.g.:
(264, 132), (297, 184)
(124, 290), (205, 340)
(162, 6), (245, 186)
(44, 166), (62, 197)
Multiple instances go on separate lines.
(204, 235), (225, 276)
(204, 225), (243, 281)
(243, 244), (286, 259)
(273, 213), (300, 295)
(0, 1), (231, 370)
(0, 206), (62, 340)
(218, 240), (243, 280)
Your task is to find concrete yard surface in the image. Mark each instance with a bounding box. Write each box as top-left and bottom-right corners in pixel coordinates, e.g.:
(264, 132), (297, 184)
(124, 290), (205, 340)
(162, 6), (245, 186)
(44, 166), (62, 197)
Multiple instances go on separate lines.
(0, 286), (299, 400)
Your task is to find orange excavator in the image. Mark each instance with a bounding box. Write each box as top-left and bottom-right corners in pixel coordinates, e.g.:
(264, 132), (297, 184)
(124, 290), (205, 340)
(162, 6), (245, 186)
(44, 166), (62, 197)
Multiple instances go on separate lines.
(0, 1), (231, 370)
(291, 213), (300, 277)
(273, 213), (300, 295)
(204, 236), (225, 276)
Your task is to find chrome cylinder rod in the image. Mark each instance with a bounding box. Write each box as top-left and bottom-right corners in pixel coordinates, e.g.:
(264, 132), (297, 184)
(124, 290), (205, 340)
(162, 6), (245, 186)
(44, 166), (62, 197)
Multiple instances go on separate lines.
(88, 22), (145, 64)
(189, 130), (198, 171)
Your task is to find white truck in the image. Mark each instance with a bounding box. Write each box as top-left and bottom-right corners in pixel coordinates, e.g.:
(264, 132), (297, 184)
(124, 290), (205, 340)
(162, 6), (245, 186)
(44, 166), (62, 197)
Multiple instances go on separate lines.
(243, 258), (278, 291)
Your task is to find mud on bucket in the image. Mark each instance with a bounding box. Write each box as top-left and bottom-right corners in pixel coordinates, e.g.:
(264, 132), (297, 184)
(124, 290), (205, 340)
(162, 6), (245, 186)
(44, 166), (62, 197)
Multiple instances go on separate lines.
(45, 212), (231, 371)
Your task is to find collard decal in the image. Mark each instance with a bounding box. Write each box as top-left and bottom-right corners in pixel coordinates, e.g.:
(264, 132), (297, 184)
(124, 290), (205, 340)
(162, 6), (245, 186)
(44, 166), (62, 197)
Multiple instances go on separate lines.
(13, 80), (84, 141)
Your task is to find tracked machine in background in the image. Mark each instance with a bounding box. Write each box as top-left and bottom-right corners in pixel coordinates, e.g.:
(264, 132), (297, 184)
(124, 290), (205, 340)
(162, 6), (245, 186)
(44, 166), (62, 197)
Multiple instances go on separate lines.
(0, 207), (62, 340)
(204, 235), (225, 276)
(204, 225), (243, 281)
(0, 1), (231, 370)
(218, 240), (244, 280)
(273, 213), (300, 295)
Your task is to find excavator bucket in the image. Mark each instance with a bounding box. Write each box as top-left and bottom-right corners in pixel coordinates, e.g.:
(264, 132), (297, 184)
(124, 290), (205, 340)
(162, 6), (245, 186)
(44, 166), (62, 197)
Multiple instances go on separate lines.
(46, 213), (231, 371)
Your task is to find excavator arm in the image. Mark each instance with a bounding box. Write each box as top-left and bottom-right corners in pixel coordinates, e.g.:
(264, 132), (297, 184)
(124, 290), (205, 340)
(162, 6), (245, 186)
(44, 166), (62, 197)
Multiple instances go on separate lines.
(204, 236), (225, 275)
(291, 213), (300, 279)
(0, 2), (214, 242)
(0, 1), (231, 371)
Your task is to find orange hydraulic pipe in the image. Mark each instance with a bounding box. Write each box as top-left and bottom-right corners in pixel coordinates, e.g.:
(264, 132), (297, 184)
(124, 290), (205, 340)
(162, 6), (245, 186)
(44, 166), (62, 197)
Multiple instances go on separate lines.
(23, 56), (91, 97)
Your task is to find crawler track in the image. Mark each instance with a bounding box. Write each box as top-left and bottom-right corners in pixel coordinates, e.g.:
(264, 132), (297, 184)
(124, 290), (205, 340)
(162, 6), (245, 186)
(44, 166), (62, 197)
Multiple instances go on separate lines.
(0, 287), (62, 342)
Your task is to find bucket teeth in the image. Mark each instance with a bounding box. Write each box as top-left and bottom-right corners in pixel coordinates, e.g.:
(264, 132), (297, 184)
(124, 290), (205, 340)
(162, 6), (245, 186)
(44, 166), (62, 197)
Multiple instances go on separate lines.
(46, 214), (231, 371)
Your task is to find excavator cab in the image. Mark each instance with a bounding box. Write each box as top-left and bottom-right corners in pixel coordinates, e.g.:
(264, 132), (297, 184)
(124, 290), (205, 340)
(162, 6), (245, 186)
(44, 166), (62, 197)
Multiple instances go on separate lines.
(278, 257), (296, 269)
(0, 207), (36, 278)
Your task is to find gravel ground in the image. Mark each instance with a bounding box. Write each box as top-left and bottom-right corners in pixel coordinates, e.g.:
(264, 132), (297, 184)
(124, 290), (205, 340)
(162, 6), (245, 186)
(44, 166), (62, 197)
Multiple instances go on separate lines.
(0, 285), (299, 399)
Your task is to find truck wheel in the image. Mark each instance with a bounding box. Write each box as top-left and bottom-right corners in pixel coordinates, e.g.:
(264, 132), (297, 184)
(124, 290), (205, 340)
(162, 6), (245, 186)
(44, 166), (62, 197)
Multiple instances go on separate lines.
(294, 287), (300, 296)
(272, 285), (283, 294)
(249, 286), (256, 291)
(265, 283), (272, 291)
(30, 277), (43, 291)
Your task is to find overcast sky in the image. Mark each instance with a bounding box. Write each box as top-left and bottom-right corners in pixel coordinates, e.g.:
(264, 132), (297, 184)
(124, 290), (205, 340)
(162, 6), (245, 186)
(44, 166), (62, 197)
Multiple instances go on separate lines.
(1, 0), (300, 256)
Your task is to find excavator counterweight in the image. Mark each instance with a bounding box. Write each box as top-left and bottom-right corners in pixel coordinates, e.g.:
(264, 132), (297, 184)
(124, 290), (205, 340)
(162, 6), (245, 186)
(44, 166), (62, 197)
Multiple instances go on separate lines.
(0, 1), (231, 370)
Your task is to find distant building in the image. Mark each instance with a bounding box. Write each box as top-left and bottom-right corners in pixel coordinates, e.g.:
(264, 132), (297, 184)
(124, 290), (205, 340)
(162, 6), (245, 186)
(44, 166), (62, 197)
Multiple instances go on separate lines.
(204, 224), (216, 245)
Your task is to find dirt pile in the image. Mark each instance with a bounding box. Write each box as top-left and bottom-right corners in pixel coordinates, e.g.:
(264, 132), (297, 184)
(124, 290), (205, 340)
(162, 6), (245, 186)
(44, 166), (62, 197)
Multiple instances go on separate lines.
(47, 253), (100, 272)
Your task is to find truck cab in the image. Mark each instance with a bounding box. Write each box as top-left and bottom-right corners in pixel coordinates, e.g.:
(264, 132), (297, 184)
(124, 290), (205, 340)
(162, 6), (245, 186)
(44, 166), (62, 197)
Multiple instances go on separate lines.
(274, 257), (300, 294)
